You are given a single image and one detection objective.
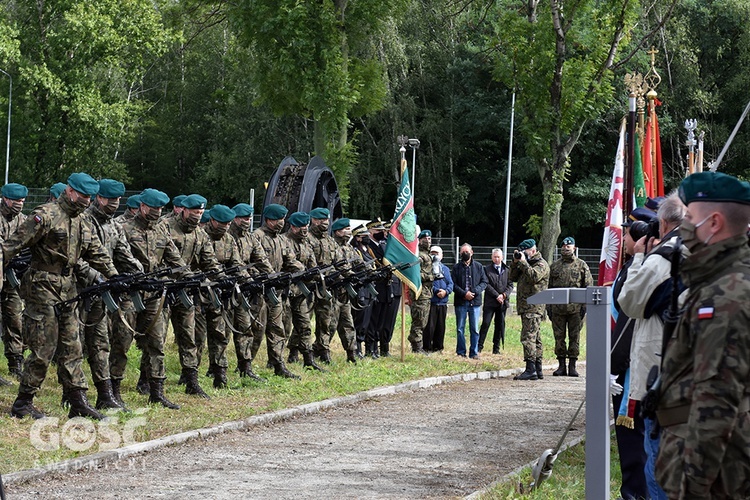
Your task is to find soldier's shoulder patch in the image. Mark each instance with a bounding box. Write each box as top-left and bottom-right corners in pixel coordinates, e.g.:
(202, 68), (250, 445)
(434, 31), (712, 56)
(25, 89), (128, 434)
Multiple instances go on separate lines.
(33, 214), (42, 224)
(697, 307), (714, 319)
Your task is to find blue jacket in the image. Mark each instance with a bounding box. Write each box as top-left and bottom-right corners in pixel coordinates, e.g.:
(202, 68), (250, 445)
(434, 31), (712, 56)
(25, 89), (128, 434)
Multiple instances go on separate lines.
(451, 259), (488, 307)
(431, 263), (454, 306)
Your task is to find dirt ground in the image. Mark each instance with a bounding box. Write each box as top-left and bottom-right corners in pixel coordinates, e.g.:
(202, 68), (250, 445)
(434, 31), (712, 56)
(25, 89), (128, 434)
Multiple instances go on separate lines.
(5, 372), (587, 499)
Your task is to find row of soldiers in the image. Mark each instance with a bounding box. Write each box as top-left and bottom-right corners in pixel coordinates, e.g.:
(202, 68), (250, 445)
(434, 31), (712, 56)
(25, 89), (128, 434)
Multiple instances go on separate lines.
(1, 173), (404, 420)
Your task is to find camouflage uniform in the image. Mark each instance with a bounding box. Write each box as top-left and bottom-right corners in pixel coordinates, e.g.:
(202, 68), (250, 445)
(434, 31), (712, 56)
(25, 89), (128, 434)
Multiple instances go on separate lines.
(407, 247), (434, 349)
(164, 216), (221, 374)
(79, 203), (143, 385)
(655, 234), (750, 499)
(309, 224), (338, 358)
(548, 253), (593, 359)
(249, 225), (304, 369)
(227, 221), (273, 369)
(329, 233), (363, 357)
(113, 209), (136, 224)
(509, 252), (550, 361)
(280, 230), (317, 353)
(3, 194), (117, 395)
(0, 202), (26, 373)
(110, 215), (186, 383)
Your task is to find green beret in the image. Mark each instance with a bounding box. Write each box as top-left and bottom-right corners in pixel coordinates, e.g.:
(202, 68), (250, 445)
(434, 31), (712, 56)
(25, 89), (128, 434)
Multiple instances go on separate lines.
(140, 188), (169, 208)
(309, 207), (330, 219)
(67, 172), (100, 196)
(518, 238), (536, 250)
(98, 179), (125, 199)
(562, 236), (575, 246)
(172, 194), (187, 208)
(209, 204), (236, 223)
(679, 171), (750, 205)
(1, 183), (28, 200)
(263, 203), (288, 220)
(200, 211), (211, 223)
(182, 194), (207, 210)
(49, 182), (67, 199)
(418, 229), (432, 239)
(126, 194), (141, 208)
(288, 211), (310, 227)
(331, 218), (350, 232)
(232, 203), (254, 217)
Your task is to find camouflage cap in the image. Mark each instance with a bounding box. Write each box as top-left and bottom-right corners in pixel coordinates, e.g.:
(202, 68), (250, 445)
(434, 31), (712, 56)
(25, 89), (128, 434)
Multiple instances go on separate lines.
(232, 203), (254, 217)
(679, 171), (750, 205)
(309, 207), (330, 219)
(126, 194), (142, 209)
(49, 182), (67, 199)
(518, 238), (536, 250)
(98, 179), (125, 199)
(331, 218), (350, 232)
(67, 172), (100, 196)
(183, 194), (207, 210)
(172, 194), (187, 208)
(288, 211), (310, 227)
(209, 204), (236, 223)
(418, 229), (432, 239)
(140, 188), (170, 208)
(1, 183), (28, 200)
(263, 203), (288, 220)
(562, 236), (575, 246)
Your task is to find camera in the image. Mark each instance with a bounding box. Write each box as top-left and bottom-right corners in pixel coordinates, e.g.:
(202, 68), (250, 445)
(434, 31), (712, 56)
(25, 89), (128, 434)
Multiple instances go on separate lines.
(629, 218), (659, 242)
(513, 249), (523, 260)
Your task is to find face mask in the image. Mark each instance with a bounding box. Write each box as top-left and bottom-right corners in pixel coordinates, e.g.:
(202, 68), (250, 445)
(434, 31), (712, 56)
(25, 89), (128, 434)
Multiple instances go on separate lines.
(4, 200), (22, 216)
(185, 213), (201, 226)
(561, 247), (574, 257)
(431, 254), (442, 262)
(235, 219), (251, 231)
(98, 199), (119, 216)
(373, 231), (385, 242)
(680, 214), (713, 252)
(212, 225), (228, 238)
(460, 252), (471, 262)
(143, 207), (161, 222)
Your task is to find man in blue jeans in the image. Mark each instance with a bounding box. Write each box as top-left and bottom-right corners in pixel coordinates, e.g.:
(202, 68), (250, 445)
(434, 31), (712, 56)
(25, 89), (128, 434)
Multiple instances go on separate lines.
(451, 243), (487, 359)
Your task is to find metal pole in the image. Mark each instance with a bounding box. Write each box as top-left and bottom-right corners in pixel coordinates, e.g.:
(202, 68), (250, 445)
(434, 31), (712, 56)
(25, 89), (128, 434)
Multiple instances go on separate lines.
(249, 188), (255, 232)
(408, 138), (420, 205)
(503, 92), (515, 258)
(0, 68), (11, 185)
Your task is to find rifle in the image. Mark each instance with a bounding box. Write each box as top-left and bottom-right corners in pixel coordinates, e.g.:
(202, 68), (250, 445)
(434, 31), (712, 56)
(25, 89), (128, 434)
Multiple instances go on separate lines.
(5, 248), (31, 288)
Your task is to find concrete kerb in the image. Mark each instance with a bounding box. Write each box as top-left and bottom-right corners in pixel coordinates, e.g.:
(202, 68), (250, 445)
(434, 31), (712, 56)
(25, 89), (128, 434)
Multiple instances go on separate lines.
(2, 365), (529, 487)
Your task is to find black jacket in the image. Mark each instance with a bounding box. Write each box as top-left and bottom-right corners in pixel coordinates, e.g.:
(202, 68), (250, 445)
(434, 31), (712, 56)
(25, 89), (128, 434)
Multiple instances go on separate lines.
(451, 259), (488, 307)
(482, 262), (513, 310)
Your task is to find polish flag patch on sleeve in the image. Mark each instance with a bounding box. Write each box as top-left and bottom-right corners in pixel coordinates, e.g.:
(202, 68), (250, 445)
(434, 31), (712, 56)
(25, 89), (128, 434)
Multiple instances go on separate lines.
(34, 215), (42, 224)
(698, 307), (714, 320)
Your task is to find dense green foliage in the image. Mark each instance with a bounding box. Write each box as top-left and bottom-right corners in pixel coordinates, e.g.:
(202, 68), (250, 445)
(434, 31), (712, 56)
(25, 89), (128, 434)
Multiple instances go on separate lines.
(0, 0), (748, 247)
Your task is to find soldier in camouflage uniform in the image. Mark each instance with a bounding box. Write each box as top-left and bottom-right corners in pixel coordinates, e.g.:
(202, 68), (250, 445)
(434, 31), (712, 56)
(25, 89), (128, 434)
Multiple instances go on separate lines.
(6, 173), (118, 420)
(509, 238), (550, 381)
(250, 204), (305, 378)
(308, 207), (339, 363)
(280, 212), (324, 371)
(655, 172), (750, 499)
(0, 183), (28, 381)
(79, 179), (144, 410)
(329, 218), (363, 363)
(110, 188), (186, 410)
(113, 194), (140, 224)
(548, 236), (593, 377)
(407, 230), (434, 353)
(164, 194), (220, 398)
(226, 203), (274, 381)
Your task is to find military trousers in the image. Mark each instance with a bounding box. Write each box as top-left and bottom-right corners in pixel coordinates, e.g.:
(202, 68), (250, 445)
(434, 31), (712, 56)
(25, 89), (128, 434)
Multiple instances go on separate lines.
(287, 295), (314, 352)
(312, 297), (333, 355)
(203, 304), (229, 369)
(110, 293), (168, 380)
(255, 300), (285, 366)
(2, 286), (25, 359)
(82, 297), (113, 384)
(550, 311), (582, 359)
(408, 291), (430, 346)
(169, 302), (200, 371)
(328, 298), (356, 352)
(227, 296), (263, 363)
(195, 306), (207, 368)
(520, 312), (544, 360)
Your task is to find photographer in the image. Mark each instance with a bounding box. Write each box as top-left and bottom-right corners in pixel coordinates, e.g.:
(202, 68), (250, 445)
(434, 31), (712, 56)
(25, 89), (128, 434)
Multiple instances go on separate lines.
(423, 246), (453, 352)
(618, 193), (689, 500)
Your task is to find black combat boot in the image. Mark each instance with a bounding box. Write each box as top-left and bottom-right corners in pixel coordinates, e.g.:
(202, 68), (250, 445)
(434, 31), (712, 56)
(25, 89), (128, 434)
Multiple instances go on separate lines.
(205, 364), (215, 378)
(11, 392), (45, 419)
(568, 358), (579, 377)
(319, 350), (332, 365)
(213, 366), (228, 389)
(535, 359), (544, 380)
(346, 350), (358, 364)
(514, 359), (539, 381)
(302, 349), (326, 372)
(380, 343), (391, 358)
(148, 379), (180, 409)
(274, 361), (301, 380)
(8, 354), (23, 380)
(552, 357), (567, 376)
(411, 341), (426, 354)
(67, 389), (105, 420)
(238, 359), (266, 382)
(287, 347), (299, 364)
(184, 368), (210, 398)
(95, 380), (125, 411)
(110, 379), (129, 411)
(136, 371), (150, 395)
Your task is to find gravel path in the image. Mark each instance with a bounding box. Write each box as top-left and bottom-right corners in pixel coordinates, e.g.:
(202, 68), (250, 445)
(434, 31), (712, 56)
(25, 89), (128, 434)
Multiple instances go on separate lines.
(6, 371), (587, 499)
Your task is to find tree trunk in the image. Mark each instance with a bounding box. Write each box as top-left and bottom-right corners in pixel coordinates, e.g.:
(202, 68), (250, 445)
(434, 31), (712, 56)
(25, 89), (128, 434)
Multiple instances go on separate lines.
(538, 161), (563, 263)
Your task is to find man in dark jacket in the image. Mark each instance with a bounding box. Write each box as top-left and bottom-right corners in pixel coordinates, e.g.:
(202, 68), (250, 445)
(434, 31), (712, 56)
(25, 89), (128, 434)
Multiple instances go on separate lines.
(478, 248), (513, 354)
(451, 243), (487, 359)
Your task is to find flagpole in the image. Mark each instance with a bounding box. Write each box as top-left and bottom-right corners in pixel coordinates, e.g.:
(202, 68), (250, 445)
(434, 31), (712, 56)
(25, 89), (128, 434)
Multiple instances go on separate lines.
(399, 142), (407, 363)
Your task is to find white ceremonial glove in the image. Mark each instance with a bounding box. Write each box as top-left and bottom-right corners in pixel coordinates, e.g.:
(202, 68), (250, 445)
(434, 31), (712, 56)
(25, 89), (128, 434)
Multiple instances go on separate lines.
(610, 374), (623, 396)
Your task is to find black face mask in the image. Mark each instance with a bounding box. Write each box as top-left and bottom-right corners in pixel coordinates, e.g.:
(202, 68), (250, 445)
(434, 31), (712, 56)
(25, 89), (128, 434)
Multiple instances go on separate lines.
(460, 252), (471, 262)
(373, 231), (386, 241)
